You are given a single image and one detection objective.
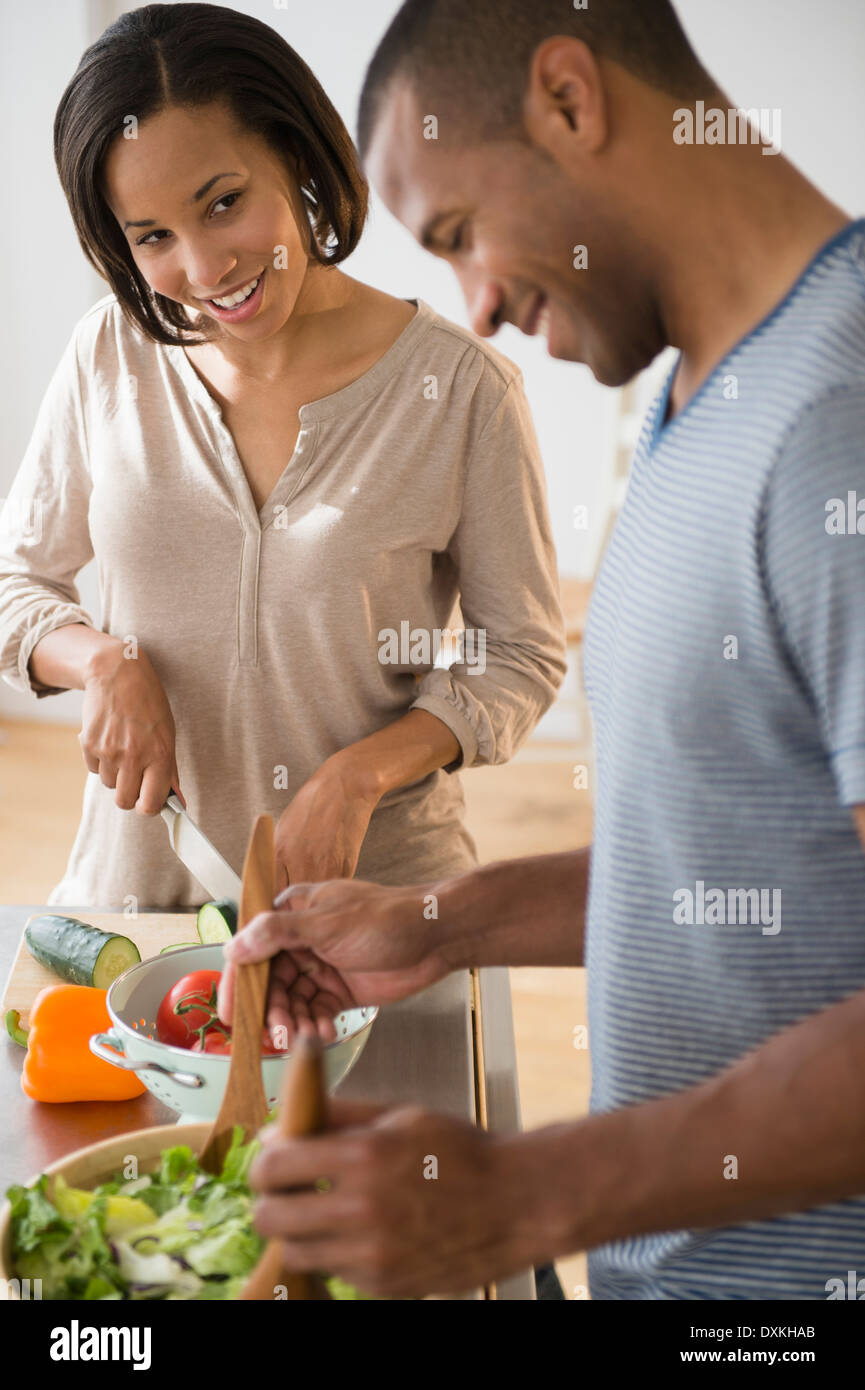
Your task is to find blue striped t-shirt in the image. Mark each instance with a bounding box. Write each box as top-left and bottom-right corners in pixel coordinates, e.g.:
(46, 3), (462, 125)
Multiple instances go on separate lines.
(582, 218), (865, 1300)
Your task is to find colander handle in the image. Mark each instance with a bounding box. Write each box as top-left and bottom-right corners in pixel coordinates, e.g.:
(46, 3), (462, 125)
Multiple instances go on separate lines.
(89, 1031), (204, 1089)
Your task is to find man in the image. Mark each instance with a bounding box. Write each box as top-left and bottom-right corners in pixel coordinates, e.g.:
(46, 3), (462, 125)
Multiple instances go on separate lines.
(219, 0), (865, 1300)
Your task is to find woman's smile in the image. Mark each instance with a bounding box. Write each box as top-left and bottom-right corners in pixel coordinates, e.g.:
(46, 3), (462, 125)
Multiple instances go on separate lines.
(198, 268), (266, 322)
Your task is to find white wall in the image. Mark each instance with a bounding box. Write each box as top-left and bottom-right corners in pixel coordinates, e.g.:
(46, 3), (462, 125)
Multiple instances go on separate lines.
(2, 0), (864, 725)
(619, 0), (865, 505)
(677, 0), (865, 213)
(0, 0), (105, 723)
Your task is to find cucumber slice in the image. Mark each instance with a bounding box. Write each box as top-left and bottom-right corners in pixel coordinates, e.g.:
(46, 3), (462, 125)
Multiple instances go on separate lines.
(159, 942), (199, 954)
(196, 899), (238, 944)
(24, 915), (141, 989)
(5, 1009), (28, 1047)
(52, 1177), (153, 1236)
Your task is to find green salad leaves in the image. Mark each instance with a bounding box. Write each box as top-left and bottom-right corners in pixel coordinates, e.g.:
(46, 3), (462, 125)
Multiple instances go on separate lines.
(6, 1128), (374, 1301)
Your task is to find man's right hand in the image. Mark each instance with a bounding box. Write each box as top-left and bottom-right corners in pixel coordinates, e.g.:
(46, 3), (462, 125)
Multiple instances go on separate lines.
(80, 637), (182, 815)
(217, 879), (451, 1044)
(216, 850), (588, 1043)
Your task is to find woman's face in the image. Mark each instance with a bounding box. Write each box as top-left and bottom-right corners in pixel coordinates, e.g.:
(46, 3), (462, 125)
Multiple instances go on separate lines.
(103, 101), (314, 340)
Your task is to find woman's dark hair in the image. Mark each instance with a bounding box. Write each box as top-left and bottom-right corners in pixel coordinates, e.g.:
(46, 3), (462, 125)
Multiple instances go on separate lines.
(54, 2), (368, 345)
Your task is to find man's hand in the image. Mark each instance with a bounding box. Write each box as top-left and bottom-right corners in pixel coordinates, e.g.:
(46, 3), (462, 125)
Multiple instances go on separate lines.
(218, 851), (590, 1042)
(218, 880), (450, 1043)
(249, 1099), (545, 1298)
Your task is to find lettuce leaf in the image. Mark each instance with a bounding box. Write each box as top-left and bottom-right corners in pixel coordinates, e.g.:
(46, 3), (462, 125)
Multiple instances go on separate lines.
(6, 1128), (383, 1300)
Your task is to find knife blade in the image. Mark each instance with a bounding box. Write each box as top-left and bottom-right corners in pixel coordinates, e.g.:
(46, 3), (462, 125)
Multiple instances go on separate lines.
(160, 793), (243, 902)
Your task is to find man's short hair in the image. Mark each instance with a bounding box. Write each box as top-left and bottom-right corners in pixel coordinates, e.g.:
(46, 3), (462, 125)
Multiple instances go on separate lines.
(358, 0), (717, 158)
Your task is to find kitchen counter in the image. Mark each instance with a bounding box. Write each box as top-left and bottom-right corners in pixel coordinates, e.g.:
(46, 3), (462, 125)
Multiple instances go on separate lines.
(0, 904), (534, 1300)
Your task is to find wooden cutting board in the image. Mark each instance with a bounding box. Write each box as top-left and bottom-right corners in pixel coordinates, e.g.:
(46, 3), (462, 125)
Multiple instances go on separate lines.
(1, 912), (199, 1026)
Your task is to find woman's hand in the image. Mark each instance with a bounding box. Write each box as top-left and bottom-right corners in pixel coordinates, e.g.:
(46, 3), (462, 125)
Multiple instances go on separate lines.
(80, 639), (183, 815)
(218, 878), (450, 1043)
(273, 756), (380, 891)
(273, 710), (460, 891)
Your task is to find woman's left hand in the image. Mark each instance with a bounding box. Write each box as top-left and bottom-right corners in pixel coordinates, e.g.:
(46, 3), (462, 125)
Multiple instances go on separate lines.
(273, 757), (380, 890)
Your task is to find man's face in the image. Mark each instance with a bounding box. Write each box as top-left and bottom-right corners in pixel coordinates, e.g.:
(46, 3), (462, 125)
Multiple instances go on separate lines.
(365, 81), (664, 387)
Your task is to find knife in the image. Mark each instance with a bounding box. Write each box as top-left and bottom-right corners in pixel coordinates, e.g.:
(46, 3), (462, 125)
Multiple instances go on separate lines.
(160, 790), (243, 902)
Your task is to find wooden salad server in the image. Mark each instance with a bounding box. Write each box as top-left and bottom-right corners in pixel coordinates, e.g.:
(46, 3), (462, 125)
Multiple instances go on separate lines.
(197, 813), (275, 1174)
(240, 1034), (331, 1300)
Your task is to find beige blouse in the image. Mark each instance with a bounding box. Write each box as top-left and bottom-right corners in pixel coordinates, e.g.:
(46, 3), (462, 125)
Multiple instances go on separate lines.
(0, 294), (566, 908)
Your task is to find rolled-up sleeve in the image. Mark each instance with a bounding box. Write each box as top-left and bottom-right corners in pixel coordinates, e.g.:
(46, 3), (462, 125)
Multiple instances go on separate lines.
(0, 331), (96, 697)
(411, 374), (567, 768)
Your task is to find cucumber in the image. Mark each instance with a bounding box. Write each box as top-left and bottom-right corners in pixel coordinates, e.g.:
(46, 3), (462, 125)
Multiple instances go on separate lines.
(51, 1177), (154, 1236)
(24, 914), (140, 989)
(196, 899), (237, 944)
(159, 942), (199, 954)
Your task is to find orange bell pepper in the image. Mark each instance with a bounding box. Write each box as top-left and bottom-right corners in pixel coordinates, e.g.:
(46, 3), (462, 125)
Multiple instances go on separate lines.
(6, 984), (145, 1102)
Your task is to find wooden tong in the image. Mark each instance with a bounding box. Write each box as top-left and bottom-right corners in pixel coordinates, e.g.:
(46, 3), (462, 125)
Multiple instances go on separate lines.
(240, 1034), (331, 1300)
(197, 812), (330, 1299)
(197, 814), (275, 1174)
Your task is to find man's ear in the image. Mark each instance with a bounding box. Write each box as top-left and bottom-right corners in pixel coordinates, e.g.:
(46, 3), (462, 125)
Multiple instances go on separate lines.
(522, 36), (609, 160)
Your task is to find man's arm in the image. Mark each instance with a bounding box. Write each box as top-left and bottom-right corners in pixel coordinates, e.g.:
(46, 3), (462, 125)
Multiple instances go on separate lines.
(515, 803), (865, 1265)
(436, 847), (590, 970)
(231, 816), (865, 1297)
(220, 846), (590, 1035)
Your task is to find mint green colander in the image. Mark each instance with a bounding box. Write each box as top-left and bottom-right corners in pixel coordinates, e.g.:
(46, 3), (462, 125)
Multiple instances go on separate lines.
(88, 944), (377, 1122)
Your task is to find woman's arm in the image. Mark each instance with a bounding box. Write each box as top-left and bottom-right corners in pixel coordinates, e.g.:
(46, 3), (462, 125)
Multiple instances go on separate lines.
(327, 708), (459, 797)
(29, 622), (123, 692)
(29, 626), (184, 814)
(272, 709), (459, 888)
(0, 333), (96, 700)
(0, 323), (186, 814)
(28, 625), (183, 813)
(272, 374), (565, 888)
(410, 374), (567, 770)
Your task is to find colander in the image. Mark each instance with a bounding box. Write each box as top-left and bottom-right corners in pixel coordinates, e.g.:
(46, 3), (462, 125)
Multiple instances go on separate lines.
(88, 945), (377, 1122)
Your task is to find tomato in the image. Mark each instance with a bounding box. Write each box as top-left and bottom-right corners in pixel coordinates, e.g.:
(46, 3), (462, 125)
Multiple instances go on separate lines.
(191, 1029), (232, 1054)
(261, 1027), (287, 1057)
(157, 970), (223, 1048)
(190, 1025), (287, 1056)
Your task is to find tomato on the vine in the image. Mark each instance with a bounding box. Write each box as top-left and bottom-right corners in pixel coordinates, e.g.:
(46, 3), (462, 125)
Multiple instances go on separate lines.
(157, 968), (290, 1054)
(191, 1029), (233, 1054)
(190, 1026), (287, 1056)
(156, 970), (223, 1048)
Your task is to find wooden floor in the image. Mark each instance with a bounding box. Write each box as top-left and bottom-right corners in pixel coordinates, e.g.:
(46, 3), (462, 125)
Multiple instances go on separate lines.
(0, 717), (592, 1298)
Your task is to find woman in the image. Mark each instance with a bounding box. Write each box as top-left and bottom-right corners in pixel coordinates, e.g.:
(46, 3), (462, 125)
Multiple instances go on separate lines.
(0, 3), (565, 907)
